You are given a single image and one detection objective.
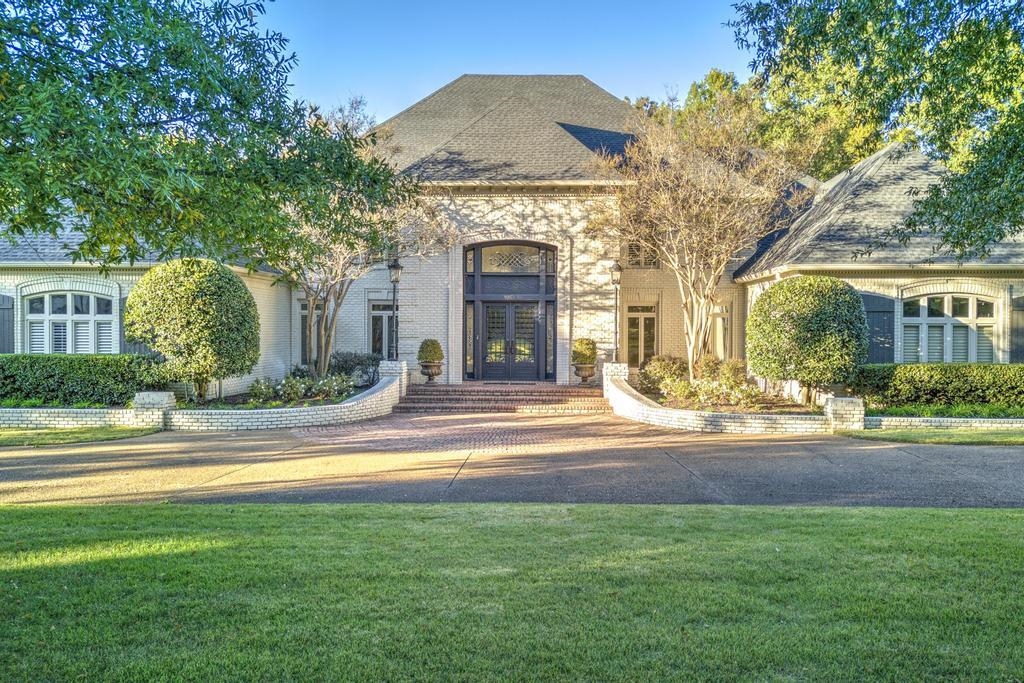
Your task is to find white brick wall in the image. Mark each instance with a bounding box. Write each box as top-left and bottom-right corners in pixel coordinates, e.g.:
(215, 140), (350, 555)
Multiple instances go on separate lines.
(866, 415), (1024, 430)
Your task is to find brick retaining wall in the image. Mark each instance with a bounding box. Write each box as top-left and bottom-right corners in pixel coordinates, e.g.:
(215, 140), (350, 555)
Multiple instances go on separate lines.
(866, 415), (1024, 430)
(603, 364), (832, 434)
(0, 362), (409, 432)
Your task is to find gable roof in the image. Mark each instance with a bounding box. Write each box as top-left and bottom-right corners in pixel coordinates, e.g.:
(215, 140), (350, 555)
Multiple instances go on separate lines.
(737, 143), (1024, 279)
(378, 74), (634, 183)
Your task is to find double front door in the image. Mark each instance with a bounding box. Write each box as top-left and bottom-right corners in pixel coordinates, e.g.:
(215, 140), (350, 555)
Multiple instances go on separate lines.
(482, 302), (539, 380)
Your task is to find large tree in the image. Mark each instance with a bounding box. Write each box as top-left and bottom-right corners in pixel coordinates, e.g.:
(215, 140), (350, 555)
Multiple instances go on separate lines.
(593, 91), (809, 378)
(0, 0), (311, 265)
(266, 106), (455, 377)
(732, 0), (1024, 260)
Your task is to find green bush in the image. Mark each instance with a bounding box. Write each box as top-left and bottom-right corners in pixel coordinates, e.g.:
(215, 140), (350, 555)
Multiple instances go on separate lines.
(659, 358), (760, 409)
(311, 374), (354, 400)
(571, 338), (597, 365)
(276, 375), (312, 402)
(329, 351), (382, 385)
(634, 355), (688, 394)
(0, 354), (168, 406)
(694, 355), (722, 380)
(125, 258), (260, 401)
(849, 363), (1024, 408)
(747, 276), (868, 388)
(417, 339), (444, 363)
(248, 378), (277, 403)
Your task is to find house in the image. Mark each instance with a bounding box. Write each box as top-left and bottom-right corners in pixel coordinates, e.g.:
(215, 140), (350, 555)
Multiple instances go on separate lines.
(2, 74), (1020, 392)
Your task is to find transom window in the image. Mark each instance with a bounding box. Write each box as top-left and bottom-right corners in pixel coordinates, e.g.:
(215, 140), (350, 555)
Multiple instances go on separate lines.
(901, 294), (995, 363)
(25, 293), (115, 354)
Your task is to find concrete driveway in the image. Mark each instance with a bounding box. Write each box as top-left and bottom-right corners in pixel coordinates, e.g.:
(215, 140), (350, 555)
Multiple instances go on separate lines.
(1, 412), (1023, 507)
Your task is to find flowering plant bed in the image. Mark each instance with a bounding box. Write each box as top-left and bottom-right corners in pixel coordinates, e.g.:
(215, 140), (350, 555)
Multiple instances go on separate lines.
(179, 387), (367, 410)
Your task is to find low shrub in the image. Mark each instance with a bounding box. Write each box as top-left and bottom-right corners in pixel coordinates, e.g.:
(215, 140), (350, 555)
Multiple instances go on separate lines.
(634, 356), (688, 394)
(248, 378), (277, 403)
(571, 338), (597, 365)
(694, 355), (722, 380)
(328, 351), (382, 386)
(418, 339), (444, 363)
(849, 363), (1024, 408)
(659, 359), (761, 410)
(276, 375), (312, 403)
(311, 374), (354, 400)
(0, 354), (168, 406)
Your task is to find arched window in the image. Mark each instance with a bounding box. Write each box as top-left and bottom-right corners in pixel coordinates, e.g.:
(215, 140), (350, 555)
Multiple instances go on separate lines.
(901, 294), (995, 363)
(24, 292), (116, 354)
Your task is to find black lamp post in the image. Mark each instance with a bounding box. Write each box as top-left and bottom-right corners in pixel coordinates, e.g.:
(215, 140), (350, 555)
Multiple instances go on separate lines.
(610, 260), (622, 363)
(387, 258), (403, 361)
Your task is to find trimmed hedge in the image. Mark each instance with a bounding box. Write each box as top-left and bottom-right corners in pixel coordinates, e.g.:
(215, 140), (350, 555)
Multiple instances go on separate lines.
(0, 354), (169, 407)
(849, 363), (1024, 407)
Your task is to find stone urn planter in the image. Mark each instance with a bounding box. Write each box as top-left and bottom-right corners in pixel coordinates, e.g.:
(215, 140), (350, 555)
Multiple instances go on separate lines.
(417, 339), (444, 384)
(572, 363), (597, 384)
(571, 337), (598, 385)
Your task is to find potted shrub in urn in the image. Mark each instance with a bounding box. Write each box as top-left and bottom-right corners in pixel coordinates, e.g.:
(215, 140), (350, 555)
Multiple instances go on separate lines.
(571, 337), (598, 384)
(417, 339), (444, 383)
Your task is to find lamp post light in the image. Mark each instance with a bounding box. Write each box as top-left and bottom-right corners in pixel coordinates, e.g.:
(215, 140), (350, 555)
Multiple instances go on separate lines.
(610, 260), (622, 363)
(387, 258), (403, 361)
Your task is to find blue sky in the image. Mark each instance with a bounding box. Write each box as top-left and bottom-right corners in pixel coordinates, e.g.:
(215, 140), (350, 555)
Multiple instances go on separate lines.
(259, 1), (753, 123)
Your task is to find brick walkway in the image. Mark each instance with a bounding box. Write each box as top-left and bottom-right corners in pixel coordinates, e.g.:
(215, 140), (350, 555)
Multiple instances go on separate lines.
(2, 411), (1024, 506)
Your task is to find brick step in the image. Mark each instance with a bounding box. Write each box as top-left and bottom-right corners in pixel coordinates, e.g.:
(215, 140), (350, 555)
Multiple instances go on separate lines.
(399, 395), (608, 404)
(407, 387), (603, 396)
(393, 403), (611, 414)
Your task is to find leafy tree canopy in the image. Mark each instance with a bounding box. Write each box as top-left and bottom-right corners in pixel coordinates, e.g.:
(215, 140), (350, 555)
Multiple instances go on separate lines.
(0, 0), (329, 266)
(731, 0), (1024, 260)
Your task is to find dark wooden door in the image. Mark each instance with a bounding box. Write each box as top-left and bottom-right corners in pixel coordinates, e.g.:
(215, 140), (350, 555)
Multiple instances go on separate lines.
(481, 302), (539, 380)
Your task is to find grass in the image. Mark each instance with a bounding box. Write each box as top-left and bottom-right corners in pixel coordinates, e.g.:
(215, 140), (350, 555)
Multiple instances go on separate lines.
(1, 504), (1023, 680)
(842, 427), (1024, 445)
(0, 426), (158, 447)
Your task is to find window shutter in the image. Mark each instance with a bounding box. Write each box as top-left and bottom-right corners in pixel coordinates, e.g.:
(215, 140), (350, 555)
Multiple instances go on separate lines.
(951, 325), (969, 362)
(52, 322), (67, 354)
(926, 325), (944, 362)
(72, 321), (91, 354)
(96, 321), (113, 354)
(0, 294), (13, 353)
(28, 321), (45, 354)
(977, 325), (995, 363)
(902, 325), (920, 363)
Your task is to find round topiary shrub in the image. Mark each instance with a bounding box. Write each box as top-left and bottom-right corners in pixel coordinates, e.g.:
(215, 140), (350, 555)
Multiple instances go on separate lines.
(417, 339), (444, 363)
(746, 276), (868, 391)
(571, 338), (597, 365)
(124, 258), (260, 401)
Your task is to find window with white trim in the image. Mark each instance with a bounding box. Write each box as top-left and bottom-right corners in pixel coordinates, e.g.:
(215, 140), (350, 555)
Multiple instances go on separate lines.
(901, 294), (995, 363)
(24, 293), (115, 354)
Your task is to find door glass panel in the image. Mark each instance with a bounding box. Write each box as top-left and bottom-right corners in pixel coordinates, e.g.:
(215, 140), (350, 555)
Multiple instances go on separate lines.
(514, 305), (536, 363)
(627, 317), (640, 366)
(371, 316), (384, 356)
(481, 245), (541, 273)
(465, 303), (474, 377)
(545, 302), (555, 377)
(643, 317), (656, 363)
(485, 306), (507, 362)
(465, 248), (475, 273)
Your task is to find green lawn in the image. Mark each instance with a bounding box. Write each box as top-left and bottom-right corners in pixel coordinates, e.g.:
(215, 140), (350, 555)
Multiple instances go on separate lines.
(843, 428), (1024, 445)
(0, 426), (159, 447)
(1, 505), (1022, 680)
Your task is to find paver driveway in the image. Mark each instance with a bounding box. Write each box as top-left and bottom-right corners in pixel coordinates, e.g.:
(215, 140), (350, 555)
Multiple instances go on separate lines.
(2, 412), (1024, 506)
